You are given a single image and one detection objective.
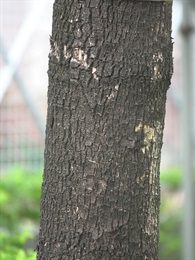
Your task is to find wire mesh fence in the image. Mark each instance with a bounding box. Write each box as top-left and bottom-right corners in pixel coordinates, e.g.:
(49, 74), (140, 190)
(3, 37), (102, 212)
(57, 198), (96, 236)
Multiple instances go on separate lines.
(0, 83), (44, 172)
(0, 0), (52, 173)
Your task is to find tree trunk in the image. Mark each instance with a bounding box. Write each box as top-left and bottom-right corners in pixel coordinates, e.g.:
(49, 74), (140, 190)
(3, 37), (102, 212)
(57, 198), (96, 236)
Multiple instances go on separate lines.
(37, 0), (173, 259)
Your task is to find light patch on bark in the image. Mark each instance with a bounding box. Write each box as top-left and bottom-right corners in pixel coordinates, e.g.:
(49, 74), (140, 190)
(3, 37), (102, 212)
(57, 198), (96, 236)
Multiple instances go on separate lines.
(145, 120), (161, 235)
(106, 84), (119, 100)
(69, 19), (78, 23)
(97, 180), (107, 194)
(92, 67), (99, 80)
(106, 92), (115, 100)
(145, 146), (159, 235)
(50, 41), (60, 61)
(82, 173), (107, 196)
(135, 122), (143, 132)
(63, 45), (71, 59)
(136, 172), (149, 185)
(88, 159), (98, 164)
(143, 125), (155, 147)
(64, 46), (89, 68)
(152, 52), (163, 62)
(152, 52), (163, 80)
(115, 84), (119, 91)
(145, 209), (157, 236)
(71, 48), (89, 68)
(158, 52), (163, 61)
(76, 28), (81, 37)
(83, 176), (94, 192)
(153, 64), (159, 80)
(135, 123), (155, 154)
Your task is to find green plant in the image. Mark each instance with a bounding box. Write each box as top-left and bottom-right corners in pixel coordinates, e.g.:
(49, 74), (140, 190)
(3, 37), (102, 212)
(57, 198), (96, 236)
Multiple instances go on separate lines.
(0, 166), (42, 230)
(0, 230), (36, 260)
(0, 166), (41, 259)
(160, 166), (182, 189)
(159, 209), (182, 260)
(159, 166), (182, 260)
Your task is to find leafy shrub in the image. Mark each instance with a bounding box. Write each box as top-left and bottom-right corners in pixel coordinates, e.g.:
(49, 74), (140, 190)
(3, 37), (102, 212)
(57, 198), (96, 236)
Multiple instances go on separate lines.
(0, 166), (42, 230)
(0, 166), (42, 259)
(159, 167), (182, 260)
(160, 166), (182, 189)
(0, 230), (36, 260)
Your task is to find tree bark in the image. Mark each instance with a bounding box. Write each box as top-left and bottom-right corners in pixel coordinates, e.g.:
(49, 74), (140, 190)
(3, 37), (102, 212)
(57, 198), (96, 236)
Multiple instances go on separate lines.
(37, 0), (173, 259)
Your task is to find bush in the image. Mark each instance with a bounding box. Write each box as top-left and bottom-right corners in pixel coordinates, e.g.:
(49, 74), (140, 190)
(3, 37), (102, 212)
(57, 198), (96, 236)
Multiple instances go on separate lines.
(0, 166), (42, 230)
(0, 166), (42, 259)
(159, 167), (182, 260)
(0, 230), (36, 260)
(160, 166), (182, 189)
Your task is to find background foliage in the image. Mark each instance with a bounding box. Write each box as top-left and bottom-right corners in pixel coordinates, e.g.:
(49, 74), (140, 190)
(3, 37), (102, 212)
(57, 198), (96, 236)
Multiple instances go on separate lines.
(0, 167), (41, 260)
(0, 166), (182, 259)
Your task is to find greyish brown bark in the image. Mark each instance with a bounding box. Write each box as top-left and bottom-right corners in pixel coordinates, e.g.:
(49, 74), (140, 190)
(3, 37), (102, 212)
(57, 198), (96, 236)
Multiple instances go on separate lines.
(37, 0), (173, 259)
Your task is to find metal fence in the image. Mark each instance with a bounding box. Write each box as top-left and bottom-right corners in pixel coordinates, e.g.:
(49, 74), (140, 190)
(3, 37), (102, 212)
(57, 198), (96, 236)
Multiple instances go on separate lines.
(0, 0), (53, 172)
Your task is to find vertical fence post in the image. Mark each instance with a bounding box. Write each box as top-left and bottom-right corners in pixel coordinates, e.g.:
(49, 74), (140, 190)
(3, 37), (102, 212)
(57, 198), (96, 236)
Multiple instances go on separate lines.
(181, 0), (195, 259)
